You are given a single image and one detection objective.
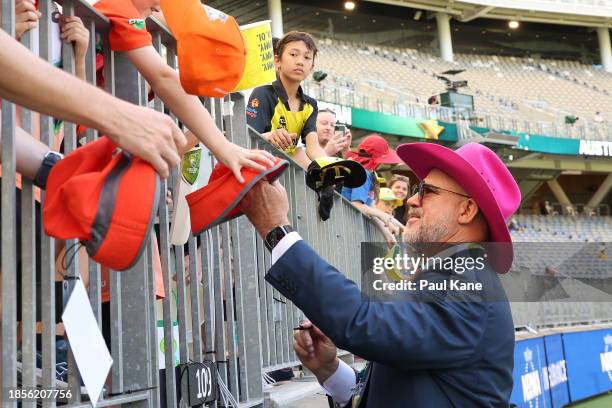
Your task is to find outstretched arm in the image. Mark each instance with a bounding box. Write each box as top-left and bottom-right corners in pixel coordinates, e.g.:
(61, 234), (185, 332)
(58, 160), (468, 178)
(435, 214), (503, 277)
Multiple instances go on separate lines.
(0, 30), (186, 178)
(126, 46), (276, 182)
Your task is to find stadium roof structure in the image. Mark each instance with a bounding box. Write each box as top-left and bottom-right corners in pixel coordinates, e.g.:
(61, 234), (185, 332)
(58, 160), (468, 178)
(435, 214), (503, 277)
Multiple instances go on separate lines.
(365, 0), (612, 27)
(208, 1), (608, 57)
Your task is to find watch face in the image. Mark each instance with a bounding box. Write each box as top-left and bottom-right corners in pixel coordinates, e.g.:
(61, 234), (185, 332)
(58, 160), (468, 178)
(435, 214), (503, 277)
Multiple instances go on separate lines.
(47, 151), (64, 161)
(265, 225), (292, 251)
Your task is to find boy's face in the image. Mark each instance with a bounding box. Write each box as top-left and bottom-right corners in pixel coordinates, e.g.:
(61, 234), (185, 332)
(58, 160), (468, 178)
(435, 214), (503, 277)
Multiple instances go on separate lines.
(132, 0), (160, 17)
(275, 40), (315, 83)
(376, 200), (395, 215)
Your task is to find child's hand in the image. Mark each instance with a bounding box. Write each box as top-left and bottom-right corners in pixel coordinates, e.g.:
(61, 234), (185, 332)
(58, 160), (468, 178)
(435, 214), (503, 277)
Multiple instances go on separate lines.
(268, 128), (296, 151)
(60, 16), (90, 61)
(15, 0), (41, 41)
(215, 143), (276, 183)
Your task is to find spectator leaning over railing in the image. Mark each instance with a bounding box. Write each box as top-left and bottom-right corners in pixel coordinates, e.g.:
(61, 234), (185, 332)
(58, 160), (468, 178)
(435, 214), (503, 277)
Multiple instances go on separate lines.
(388, 174), (410, 225)
(92, 0), (274, 183)
(2, 0), (99, 355)
(246, 31), (327, 169)
(374, 187), (404, 239)
(374, 187), (402, 216)
(0, 29), (186, 176)
(4, 0), (91, 163)
(316, 108), (352, 158)
(341, 135), (404, 242)
(0, 24), (189, 383)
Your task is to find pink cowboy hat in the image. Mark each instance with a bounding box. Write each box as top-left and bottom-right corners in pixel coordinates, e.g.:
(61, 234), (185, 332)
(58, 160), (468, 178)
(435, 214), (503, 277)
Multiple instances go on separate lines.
(396, 142), (521, 273)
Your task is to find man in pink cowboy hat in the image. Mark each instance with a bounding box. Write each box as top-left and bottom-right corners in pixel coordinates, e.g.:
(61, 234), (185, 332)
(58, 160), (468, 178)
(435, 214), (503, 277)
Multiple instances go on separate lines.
(238, 142), (521, 407)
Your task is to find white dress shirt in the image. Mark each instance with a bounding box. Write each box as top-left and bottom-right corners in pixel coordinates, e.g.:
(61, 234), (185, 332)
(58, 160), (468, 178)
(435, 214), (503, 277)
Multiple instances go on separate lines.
(271, 232), (357, 406)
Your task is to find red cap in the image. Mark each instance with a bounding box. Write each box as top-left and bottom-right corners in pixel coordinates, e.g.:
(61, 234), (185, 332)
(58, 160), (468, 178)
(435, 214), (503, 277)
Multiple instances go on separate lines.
(345, 134), (402, 171)
(43, 137), (160, 271)
(186, 156), (289, 234)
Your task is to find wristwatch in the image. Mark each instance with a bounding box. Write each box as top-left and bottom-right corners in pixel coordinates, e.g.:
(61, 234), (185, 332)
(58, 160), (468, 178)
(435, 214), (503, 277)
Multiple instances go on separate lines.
(264, 225), (293, 252)
(33, 150), (63, 189)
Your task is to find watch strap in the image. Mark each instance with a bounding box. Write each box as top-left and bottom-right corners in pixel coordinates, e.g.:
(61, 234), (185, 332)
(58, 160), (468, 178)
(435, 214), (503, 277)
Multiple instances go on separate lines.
(33, 151), (63, 189)
(265, 225), (293, 252)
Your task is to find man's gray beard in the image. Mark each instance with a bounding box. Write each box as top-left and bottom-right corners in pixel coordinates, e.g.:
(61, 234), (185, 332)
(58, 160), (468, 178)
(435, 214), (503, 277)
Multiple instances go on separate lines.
(404, 214), (452, 243)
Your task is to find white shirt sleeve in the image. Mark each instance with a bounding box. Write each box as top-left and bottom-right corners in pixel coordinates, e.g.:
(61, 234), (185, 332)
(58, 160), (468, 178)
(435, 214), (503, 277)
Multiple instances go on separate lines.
(322, 359), (357, 406)
(271, 231), (302, 264)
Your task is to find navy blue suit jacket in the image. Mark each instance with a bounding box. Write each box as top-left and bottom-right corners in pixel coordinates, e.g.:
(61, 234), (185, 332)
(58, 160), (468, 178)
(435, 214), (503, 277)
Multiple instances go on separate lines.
(265, 240), (514, 407)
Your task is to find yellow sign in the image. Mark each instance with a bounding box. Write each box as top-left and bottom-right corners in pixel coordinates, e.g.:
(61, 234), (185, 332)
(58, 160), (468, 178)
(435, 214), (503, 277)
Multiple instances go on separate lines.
(233, 20), (276, 92)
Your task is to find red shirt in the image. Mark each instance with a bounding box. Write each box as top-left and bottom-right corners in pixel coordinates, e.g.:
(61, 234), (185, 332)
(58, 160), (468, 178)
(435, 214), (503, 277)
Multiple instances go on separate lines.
(93, 0), (152, 51)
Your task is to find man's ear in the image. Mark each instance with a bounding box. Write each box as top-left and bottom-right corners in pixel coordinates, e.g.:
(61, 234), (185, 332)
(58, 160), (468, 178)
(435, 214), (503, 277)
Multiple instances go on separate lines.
(458, 198), (480, 225)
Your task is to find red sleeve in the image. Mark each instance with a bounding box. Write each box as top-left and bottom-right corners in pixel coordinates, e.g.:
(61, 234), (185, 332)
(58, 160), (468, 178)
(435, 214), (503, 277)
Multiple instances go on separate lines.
(94, 0), (152, 51)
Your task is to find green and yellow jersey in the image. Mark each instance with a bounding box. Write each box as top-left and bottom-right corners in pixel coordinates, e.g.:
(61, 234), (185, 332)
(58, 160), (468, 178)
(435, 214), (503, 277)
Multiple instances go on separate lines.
(246, 79), (318, 155)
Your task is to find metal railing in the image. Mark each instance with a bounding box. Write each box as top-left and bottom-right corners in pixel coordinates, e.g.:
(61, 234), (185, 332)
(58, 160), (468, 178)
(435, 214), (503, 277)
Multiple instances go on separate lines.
(0, 1), (383, 406)
(1, 1), (610, 407)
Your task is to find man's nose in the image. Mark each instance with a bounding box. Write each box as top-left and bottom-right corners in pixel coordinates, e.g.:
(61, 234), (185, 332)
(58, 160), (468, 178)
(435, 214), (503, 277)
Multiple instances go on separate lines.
(407, 193), (420, 208)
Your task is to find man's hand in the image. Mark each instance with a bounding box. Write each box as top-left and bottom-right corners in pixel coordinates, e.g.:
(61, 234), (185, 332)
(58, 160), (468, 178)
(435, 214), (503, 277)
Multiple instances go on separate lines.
(239, 180), (290, 238)
(294, 320), (339, 384)
(15, 0), (41, 41)
(106, 103), (187, 179)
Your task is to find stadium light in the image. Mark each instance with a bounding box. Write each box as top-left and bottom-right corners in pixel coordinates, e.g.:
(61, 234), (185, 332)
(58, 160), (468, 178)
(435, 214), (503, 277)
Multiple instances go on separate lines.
(508, 20), (520, 29)
(344, 1), (356, 11)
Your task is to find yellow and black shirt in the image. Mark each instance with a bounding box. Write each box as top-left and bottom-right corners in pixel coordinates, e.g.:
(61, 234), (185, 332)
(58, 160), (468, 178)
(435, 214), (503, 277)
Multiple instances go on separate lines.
(246, 79), (318, 155)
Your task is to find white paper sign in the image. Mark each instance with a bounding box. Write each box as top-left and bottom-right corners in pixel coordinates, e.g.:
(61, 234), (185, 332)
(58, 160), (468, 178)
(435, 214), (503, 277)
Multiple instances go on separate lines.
(62, 280), (113, 407)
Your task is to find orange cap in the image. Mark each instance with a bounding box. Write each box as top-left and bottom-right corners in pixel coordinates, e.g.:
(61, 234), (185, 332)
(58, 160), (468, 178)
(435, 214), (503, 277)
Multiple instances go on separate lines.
(186, 156), (289, 235)
(43, 137), (160, 271)
(161, 0), (247, 97)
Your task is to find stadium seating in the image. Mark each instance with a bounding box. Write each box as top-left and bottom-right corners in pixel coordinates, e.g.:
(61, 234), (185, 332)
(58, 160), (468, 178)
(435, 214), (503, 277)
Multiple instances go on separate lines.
(309, 38), (612, 140)
(512, 214), (612, 242)
(510, 215), (612, 279)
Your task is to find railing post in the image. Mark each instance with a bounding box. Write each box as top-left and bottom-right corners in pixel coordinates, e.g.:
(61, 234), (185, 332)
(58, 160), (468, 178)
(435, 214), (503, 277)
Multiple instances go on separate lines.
(18, 8), (38, 408)
(1, 0), (18, 402)
(229, 92), (265, 402)
(38, 2), (59, 406)
(111, 49), (156, 406)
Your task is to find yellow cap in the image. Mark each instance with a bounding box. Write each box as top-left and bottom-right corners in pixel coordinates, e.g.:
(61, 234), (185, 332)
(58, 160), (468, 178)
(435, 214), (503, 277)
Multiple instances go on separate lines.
(378, 187), (403, 207)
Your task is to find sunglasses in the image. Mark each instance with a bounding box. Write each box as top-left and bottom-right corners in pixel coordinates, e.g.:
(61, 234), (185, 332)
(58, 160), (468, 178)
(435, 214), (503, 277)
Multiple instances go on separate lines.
(411, 181), (470, 202)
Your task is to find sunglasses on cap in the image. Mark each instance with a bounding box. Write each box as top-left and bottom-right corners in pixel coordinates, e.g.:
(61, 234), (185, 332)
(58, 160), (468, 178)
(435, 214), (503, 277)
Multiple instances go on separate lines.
(411, 180), (470, 202)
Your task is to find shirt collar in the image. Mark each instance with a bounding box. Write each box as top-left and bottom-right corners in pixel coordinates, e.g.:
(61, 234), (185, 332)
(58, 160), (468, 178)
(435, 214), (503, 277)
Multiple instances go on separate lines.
(432, 243), (485, 260)
(272, 78), (305, 104)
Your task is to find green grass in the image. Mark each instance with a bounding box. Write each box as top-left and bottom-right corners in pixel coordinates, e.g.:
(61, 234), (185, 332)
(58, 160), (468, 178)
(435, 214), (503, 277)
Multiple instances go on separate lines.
(565, 392), (612, 408)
